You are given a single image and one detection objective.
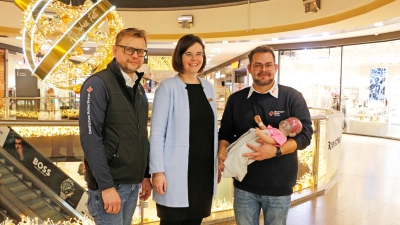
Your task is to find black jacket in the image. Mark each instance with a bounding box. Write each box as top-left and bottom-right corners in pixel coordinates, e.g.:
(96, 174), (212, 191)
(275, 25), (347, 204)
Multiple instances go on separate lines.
(79, 59), (150, 191)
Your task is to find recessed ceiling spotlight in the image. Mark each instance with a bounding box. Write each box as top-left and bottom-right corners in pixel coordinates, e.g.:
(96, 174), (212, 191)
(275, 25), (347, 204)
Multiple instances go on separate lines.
(374, 22), (384, 27)
(222, 41), (229, 44)
(83, 47), (90, 50)
(322, 32), (330, 36)
(272, 38), (279, 41)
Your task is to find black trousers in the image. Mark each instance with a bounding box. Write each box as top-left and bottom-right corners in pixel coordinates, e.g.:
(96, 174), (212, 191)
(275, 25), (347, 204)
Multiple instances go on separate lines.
(159, 218), (202, 225)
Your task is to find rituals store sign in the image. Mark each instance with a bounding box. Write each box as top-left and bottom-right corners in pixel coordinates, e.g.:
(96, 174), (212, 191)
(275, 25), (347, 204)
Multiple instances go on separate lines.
(15, 69), (38, 97)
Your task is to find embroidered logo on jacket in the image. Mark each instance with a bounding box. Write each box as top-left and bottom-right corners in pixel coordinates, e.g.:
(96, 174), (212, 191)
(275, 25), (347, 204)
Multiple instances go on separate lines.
(87, 86), (93, 134)
(269, 111), (285, 116)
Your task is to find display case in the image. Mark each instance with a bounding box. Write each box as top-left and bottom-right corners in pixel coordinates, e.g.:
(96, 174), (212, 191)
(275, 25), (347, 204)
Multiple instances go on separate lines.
(0, 106), (345, 224)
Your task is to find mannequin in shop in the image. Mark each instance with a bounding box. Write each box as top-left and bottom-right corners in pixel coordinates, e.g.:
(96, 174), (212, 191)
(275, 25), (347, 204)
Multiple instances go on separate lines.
(330, 88), (340, 111)
(254, 115), (303, 146)
(46, 87), (56, 119)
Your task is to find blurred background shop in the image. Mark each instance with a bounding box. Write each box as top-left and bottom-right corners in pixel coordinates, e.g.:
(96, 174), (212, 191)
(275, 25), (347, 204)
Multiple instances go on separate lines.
(204, 39), (400, 139)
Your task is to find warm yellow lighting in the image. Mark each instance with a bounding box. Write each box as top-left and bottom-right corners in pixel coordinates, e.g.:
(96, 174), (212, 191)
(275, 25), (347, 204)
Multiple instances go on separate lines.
(148, 56), (173, 71)
(12, 126), (80, 137)
(15, 0), (124, 91)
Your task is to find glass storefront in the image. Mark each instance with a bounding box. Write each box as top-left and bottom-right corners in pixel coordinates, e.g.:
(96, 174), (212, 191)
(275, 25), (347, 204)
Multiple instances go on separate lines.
(206, 40), (400, 139)
(342, 41), (400, 138)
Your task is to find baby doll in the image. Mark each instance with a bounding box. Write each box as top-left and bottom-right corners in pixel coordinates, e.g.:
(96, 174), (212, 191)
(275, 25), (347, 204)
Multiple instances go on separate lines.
(254, 115), (302, 146)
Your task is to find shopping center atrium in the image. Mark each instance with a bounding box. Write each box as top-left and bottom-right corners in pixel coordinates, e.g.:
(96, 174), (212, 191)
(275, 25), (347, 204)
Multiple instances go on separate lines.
(0, 0), (400, 224)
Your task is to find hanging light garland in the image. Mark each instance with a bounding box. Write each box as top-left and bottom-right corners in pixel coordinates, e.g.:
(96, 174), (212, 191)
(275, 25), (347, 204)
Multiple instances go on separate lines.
(15, 0), (124, 91)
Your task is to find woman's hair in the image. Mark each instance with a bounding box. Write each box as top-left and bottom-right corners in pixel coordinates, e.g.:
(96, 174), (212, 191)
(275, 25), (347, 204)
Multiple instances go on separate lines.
(172, 34), (206, 74)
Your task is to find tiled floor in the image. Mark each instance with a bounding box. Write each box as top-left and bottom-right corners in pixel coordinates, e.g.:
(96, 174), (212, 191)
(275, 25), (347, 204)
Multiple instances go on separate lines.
(287, 134), (400, 225)
(214, 134), (400, 225)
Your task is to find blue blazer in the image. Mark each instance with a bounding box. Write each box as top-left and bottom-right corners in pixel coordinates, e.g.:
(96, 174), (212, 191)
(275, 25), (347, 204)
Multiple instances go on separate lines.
(149, 75), (218, 207)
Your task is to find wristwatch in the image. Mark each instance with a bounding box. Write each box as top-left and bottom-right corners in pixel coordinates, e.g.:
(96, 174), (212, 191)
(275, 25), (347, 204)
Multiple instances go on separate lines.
(275, 147), (282, 157)
(60, 178), (75, 200)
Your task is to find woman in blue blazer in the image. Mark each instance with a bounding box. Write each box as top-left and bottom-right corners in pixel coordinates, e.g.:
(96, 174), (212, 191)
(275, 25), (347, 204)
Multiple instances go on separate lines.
(149, 34), (219, 225)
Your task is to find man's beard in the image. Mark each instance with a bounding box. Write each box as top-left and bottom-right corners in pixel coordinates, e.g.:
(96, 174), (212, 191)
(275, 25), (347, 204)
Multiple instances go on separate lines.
(253, 72), (274, 86)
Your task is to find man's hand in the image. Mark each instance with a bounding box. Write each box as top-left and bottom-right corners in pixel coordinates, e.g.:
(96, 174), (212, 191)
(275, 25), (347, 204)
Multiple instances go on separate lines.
(218, 169), (222, 184)
(152, 172), (167, 195)
(102, 187), (121, 214)
(218, 140), (230, 172)
(243, 141), (276, 161)
(139, 178), (152, 201)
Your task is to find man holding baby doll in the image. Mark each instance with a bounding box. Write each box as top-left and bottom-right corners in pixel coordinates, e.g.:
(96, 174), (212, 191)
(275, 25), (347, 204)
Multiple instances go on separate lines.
(218, 45), (313, 225)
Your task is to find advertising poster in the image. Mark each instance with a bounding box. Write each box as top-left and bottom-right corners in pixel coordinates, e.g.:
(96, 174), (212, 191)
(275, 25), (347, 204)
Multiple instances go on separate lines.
(369, 68), (386, 100)
(2, 129), (85, 210)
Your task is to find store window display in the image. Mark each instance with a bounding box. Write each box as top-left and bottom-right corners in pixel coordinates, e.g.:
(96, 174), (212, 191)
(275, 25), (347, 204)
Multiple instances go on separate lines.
(342, 41), (400, 138)
(279, 47), (342, 109)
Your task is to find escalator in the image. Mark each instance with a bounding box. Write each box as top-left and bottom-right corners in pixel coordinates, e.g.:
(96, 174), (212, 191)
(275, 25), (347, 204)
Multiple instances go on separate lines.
(0, 126), (87, 223)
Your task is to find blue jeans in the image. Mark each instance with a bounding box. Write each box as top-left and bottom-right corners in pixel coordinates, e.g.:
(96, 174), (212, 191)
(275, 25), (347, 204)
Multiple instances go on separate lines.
(234, 187), (291, 225)
(87, 183), (140, 225)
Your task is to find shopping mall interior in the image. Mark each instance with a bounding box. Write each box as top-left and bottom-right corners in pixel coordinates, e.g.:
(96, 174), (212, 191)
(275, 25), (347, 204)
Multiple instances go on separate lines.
(0, 0), (400, 224)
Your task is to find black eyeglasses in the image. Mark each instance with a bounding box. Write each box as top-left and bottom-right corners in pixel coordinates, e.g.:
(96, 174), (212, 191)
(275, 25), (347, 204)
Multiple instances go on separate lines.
(116, 45), (148, 57)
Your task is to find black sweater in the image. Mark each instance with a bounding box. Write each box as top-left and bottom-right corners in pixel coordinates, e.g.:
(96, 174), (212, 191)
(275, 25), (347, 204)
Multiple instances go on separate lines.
(219, 85), (313, 196)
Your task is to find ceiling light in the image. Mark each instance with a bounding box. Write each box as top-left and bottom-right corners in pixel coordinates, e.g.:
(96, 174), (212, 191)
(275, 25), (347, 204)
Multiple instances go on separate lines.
(374, 22), (384, 27)
(16, 36), (22, 40)
(322, 32), (330, 36)
(173, 42), (177, 45)
(83, 47), (90, 50)
(222, 41), (229, 44)
(272, 38), (279, 41)
(212, 48), (221, 53)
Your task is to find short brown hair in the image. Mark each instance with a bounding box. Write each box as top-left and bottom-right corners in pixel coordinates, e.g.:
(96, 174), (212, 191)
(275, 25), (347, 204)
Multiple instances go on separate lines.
(115, 28), (147, 45)
(248, 45), (276, 65)
(172, 34), (206, 74)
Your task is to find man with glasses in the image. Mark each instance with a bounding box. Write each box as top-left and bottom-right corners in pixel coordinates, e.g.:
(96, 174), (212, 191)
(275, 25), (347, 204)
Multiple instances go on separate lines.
(218, 45), (313, 225)
(79, 28), (152, 225)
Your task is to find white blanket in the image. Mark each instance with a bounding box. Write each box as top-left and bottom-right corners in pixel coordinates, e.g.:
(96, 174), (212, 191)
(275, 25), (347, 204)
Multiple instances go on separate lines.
(222, 128), (270, 181)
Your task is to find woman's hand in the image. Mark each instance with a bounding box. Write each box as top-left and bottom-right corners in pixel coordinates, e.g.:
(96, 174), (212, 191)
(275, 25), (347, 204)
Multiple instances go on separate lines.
(152, 172), (167, 194)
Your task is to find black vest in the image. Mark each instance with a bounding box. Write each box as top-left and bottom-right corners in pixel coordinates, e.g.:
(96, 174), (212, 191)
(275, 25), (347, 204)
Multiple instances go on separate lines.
(95, 60), (149, 184)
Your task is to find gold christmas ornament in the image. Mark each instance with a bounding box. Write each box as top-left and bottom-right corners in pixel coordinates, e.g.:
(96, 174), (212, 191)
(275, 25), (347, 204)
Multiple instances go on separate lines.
(61, 14), (71, 23)
(76, 46), (83, 55)
(15, 0), (124, 91)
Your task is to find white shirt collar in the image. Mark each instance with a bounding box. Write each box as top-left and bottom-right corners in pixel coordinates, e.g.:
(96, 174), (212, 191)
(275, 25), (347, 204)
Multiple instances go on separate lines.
(120, 69), (138, 88)
(247, 81), (279, 99)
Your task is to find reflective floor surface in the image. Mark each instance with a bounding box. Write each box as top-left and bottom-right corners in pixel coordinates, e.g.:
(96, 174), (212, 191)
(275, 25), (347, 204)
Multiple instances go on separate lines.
(214, 134), (400, 225)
